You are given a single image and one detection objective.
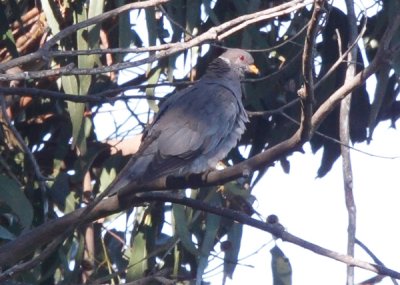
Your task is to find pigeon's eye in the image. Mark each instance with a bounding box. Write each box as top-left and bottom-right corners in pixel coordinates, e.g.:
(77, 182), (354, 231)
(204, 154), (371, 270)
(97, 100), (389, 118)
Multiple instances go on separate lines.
(239, 55), (245, 61)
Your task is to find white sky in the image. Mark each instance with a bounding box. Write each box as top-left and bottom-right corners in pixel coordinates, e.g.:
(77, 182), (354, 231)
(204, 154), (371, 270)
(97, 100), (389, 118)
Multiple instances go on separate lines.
(214, 120), (400, 285)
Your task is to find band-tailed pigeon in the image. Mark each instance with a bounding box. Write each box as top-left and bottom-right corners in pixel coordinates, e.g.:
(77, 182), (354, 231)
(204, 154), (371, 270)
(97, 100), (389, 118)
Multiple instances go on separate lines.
(108, 49), (259, 194)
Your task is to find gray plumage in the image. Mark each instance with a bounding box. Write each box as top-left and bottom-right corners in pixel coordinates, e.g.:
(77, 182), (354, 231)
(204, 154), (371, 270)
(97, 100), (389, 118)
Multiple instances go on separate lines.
(108, 49), (259, 194)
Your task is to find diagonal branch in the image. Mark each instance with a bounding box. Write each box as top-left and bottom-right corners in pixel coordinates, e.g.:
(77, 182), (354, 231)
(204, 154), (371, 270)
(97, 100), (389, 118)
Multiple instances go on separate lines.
(0, 0), (314, 81)
(3, 192), (400, 280)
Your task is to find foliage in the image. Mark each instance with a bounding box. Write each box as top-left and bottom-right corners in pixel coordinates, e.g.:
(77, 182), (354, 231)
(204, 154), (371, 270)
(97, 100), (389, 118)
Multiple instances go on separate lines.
(0, 0), (399, 284)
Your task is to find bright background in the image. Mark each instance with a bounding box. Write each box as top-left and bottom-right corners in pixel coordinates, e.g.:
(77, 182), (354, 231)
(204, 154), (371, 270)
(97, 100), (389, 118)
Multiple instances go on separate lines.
(218, 121), (400, 284)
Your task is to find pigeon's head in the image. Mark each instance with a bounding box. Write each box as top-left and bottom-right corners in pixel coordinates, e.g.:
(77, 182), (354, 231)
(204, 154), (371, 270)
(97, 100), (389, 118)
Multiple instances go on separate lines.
(219, 49), (259, 77)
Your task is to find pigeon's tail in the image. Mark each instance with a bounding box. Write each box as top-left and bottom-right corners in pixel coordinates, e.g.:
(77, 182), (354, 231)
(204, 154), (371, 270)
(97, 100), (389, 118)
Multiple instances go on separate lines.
(106, 154), (153, 196)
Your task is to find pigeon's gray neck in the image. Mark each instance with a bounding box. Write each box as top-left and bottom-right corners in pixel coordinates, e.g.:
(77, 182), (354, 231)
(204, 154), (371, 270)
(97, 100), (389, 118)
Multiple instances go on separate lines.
(206, 58), (242, 80)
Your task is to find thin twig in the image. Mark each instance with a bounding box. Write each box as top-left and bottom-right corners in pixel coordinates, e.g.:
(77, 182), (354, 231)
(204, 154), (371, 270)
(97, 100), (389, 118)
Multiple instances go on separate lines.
(232, 22), (308, 53)
(342, 2), (358, 284)
(280, 112), (400, 159)
(298, 0), (325, 142)
(356, 239), (399, 285)
(0, 87), (162, 103)
(247, 98), (300, 117)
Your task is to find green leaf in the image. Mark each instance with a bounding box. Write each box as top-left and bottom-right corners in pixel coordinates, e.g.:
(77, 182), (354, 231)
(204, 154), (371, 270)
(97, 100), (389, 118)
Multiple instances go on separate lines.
(66, 100), (86, 153)
(271, 245), (292, 285)
(49, 172), (70, 211)
(186, 0), (201, 37)
(172, 204), (199, 256)
(202, 0), (220, 25)
(62, 75), (78, 95)
(0, 175), (33, 229)
(64, 191), (79, 214)
(145, 6), (157, 47)
(76, 5), (92, 96)
(223, 223), (243, 279)
(61, 75), (85, 152)
(41, 0), (61, 35)
(197, 201), (221, 284)
(368, 65), (391, 138)
(99, 163), (118, 192)
(126, 231), (147, 281)
(117, 0), (134, 62)
(146, 67), (162, 112)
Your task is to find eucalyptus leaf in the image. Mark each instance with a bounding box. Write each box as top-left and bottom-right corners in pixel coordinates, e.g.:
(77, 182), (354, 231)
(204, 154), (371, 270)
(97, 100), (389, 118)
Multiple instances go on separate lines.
(197, 211), (221, 285)
(126, 231), (147, 281)
(173, 204), (199, 256)
(271, 245), (292, 285)
(0, 175), (33, 229)
(223, 223), (243, 279)
(41, 0), (61, 35)
(146, 67), (162, 112)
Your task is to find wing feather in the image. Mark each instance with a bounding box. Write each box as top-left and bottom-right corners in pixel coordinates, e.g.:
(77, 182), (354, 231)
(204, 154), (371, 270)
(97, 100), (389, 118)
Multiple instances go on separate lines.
(138, 81), (243, 181)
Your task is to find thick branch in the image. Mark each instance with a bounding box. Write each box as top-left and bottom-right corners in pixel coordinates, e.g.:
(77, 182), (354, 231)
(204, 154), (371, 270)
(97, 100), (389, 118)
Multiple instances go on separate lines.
(2, 192), (400, 280)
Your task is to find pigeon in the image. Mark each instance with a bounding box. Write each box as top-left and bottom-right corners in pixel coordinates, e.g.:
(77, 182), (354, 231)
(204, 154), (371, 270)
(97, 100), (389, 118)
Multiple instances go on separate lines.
(108, 48), (259, 195)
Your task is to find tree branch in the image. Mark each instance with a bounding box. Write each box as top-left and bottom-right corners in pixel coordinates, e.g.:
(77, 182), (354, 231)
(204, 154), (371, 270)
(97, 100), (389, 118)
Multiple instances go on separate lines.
(4, 192), (400, 280)
(341, 2), (358, 285)
(0, 0), (313, 81)
(298, 0), (325, 142)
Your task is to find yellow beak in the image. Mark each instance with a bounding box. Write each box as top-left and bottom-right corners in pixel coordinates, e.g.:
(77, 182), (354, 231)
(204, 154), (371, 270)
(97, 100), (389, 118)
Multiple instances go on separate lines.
(248, 64), (260, 75)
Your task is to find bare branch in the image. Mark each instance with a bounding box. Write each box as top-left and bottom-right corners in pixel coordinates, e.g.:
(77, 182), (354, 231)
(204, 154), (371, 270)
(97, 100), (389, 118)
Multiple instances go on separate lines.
(0, 87), (162, 103)
(2, 192), (400, 280)
(356, 239), (399, 285)
(341, 2), (358, 284)
(247, 98), (300, 117)
(298, 0), (325, 142)
(281, 111), (400, 160)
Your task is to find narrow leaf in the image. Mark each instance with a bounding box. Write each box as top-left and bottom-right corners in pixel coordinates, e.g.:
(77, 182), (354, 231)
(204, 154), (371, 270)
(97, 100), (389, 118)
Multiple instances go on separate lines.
(271, 245), (292, 285)
(146, 67), (162, 112)
(173, 204), (199, 256)
(41, 0), (61, 35)
(223, 223), (243, 279)
(126, 231), (147, 281)
(197, 211), (221, 284)
(0, 175), (33, 229)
